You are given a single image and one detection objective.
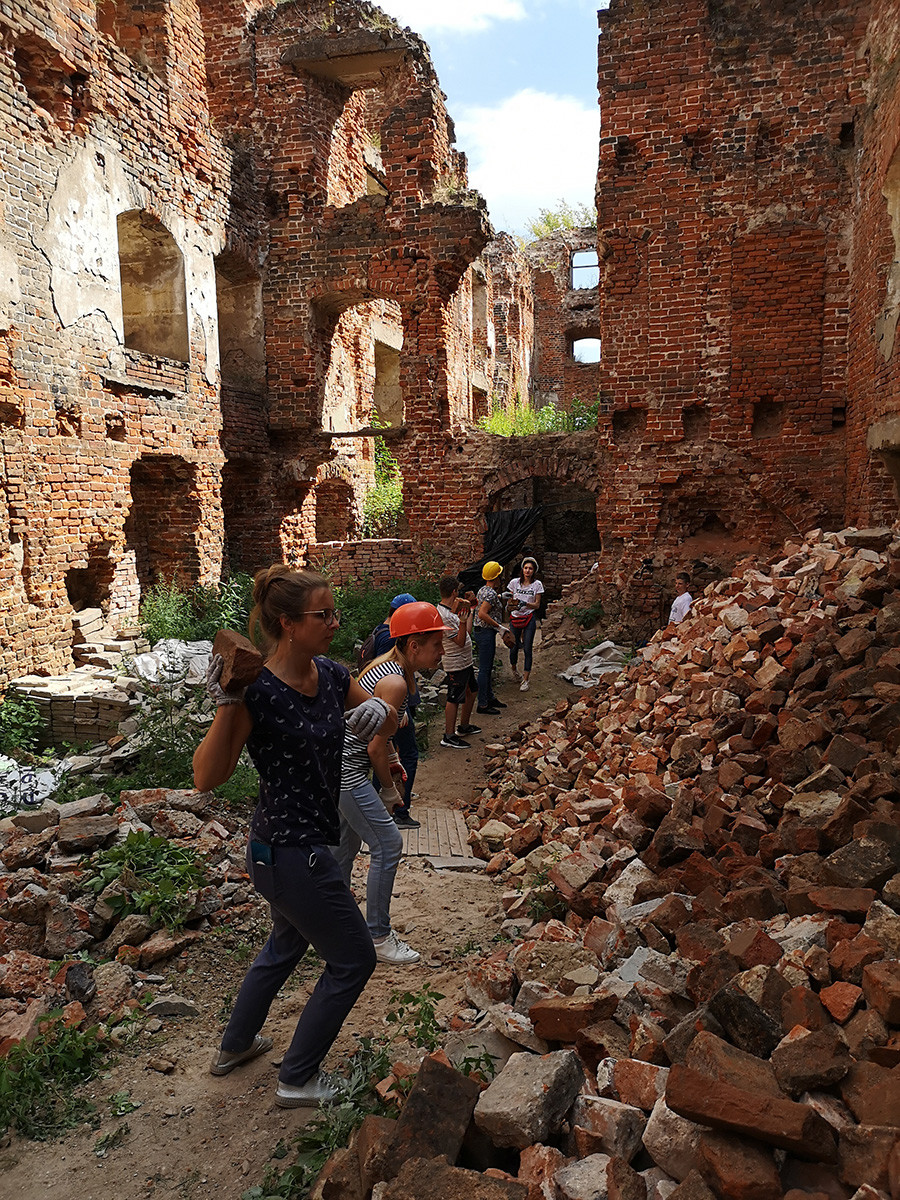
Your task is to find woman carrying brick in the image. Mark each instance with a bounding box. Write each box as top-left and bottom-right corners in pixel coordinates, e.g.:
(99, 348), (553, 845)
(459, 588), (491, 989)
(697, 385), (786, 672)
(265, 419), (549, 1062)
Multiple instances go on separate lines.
(193, 565), (397, 1108)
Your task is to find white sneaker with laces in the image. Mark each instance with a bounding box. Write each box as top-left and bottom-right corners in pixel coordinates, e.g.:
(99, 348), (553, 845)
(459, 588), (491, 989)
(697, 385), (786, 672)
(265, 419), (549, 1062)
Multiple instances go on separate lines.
(520, 679), (530, 691)
(374, 930), (420, 964)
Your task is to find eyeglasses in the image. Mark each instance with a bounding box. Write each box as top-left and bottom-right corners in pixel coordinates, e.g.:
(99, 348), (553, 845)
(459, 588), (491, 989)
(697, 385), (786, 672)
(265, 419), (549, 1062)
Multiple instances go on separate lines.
(301, 608), (341, 625)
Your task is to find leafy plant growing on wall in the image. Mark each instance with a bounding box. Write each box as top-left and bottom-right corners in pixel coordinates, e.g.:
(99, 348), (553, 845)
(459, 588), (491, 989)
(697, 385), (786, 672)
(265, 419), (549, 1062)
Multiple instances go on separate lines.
(477, 395), (599, 436)
(362, 420), (405, 537)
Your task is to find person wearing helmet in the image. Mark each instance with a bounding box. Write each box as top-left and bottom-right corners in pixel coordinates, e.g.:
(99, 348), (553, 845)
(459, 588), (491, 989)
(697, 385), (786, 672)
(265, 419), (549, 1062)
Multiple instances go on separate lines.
(472, 561), (511, 715)
(335, 601), (451, 965)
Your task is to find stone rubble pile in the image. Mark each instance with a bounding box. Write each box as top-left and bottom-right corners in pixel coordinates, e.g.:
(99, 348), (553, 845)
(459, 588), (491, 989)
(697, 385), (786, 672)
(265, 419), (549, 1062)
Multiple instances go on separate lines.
(9, 666), (143, 752)
(71, 607), (150, 671)
(0, 788), (253, 1053)
(358, 525), (900, 1199)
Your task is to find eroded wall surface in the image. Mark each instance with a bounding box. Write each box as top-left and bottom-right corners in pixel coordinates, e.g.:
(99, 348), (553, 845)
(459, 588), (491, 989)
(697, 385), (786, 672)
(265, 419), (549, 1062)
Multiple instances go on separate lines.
(593, 0), (873, 599)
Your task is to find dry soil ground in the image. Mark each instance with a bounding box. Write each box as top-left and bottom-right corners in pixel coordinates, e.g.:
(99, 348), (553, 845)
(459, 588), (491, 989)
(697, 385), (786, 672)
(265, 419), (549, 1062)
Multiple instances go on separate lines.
(1, 638), (579, 1200)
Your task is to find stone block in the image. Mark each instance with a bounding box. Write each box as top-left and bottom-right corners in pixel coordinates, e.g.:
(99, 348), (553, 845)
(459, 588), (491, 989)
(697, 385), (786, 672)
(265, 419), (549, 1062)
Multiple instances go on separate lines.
(571, 1096), (647, 1162)
(683, 1031), (781, 1097)
(554, 1154), (612, 1200)
(55, 814), (118, 853)
(380, 1157), (528, 1200)
(474, 1049), (584, 1150)
(707, 980), (783, 1059)
(212, 628), (264, 694)
(839, 1061), (900, 1127)
(466, 958), (519, 1011)
(642, 1098), (704, 1183)
(356, 1114), (397, 1194)
(819, 981), (863, 1024)
(612, 1059), (669, 1111)
(529, 994), (618, 1042)
(666, 1064), (837, 1160)
(696, 1130), (782, 1200)
(666, 1171), (716, 1200)
(838, 1125), (898, 1191)
(0, 949), (52, 998)
(862, 960), (900, 1025)
(379, 1054), (482, 1179)
(770, 1025), (852, 1096)
(606, 1157), (648, 1200)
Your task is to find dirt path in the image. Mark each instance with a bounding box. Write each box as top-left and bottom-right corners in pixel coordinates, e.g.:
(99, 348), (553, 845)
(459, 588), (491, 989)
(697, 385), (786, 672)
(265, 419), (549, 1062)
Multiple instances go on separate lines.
(0, 637), (578, 1199)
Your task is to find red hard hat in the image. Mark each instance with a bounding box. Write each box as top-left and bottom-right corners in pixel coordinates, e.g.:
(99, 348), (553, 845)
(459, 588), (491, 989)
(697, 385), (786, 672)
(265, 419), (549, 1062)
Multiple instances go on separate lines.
(389, 601), (453, 638)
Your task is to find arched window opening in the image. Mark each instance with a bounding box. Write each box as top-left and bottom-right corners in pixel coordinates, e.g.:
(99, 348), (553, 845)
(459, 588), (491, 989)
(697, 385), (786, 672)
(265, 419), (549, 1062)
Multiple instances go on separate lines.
(117, 210), (189, 362)
(571, 249), (599, 290)
(572, 336), (602, 364)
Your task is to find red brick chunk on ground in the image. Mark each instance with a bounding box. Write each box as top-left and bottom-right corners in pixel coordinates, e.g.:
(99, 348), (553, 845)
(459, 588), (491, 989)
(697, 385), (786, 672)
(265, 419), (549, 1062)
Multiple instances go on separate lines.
(862, 959), (900, 1024)
(819, 980), (864, 1024)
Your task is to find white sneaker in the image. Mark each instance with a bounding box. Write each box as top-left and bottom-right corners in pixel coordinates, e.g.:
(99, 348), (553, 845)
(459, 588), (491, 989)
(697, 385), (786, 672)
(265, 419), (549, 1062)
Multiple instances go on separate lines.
(520, 679), (530, 691)
(374, 930), (420, 964)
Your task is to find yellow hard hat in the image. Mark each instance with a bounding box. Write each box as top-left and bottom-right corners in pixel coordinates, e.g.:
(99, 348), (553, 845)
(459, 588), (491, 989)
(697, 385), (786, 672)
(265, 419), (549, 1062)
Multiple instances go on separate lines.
(482, 561), (503, 580)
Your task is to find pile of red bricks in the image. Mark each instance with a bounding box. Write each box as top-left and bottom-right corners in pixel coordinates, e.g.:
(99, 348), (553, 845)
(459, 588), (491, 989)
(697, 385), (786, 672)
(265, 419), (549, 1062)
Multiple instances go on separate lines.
(448, 524), (900, 1197)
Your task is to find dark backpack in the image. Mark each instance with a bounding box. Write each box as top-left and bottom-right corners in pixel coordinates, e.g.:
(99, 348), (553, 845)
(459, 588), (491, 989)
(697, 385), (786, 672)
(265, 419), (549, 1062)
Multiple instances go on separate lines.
(356, 630), (377, 673)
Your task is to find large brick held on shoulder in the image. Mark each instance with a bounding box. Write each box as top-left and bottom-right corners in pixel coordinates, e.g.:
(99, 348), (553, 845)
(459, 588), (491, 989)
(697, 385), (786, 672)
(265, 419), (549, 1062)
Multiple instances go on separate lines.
(213, 628), (264, 694)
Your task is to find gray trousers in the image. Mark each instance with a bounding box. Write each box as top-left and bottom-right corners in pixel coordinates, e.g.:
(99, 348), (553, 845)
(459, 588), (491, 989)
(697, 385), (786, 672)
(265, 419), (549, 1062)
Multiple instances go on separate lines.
(220, 843), (376, 1086)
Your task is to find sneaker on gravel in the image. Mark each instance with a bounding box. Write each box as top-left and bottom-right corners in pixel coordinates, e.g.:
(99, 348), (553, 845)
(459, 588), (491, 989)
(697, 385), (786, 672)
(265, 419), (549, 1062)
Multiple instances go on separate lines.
(440, 733), (470, 748)
(455, 723), (482, 736)
(519, 679), (530, 691)
(491, 698), (508, 708)
(275, 1071), (340, 1108)
(374, 930), (420, 964)
(476, 706), (501, 715)
(210, 1034), (273, 1076)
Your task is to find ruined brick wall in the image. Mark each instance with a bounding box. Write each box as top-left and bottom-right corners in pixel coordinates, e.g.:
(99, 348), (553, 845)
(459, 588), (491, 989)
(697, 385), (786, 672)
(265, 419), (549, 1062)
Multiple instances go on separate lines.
(0, 0), (236, 684)
(525, 228), (601, 410)
(484, 234), (533, 409)
(593, 0), (871, 610)
(845, 0), (900, 522)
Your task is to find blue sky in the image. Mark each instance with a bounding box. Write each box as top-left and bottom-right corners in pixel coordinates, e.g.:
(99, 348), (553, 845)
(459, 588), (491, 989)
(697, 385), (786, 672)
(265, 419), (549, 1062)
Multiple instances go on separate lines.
(377, 1), (604, 236)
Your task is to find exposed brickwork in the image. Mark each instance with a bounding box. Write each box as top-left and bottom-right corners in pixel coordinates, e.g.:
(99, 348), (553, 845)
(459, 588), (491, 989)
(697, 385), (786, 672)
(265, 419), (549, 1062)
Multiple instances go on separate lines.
(591, 0), (885, 616)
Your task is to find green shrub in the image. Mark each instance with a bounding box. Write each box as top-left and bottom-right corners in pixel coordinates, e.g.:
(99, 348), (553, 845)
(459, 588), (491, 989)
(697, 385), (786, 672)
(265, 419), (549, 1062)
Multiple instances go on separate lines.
(362, 426), (405, 537)
(328, 576), (439, 664)
(0, 1018), (107, 1139)
(82, 829), (208, 930)
(477, 396), (599, 437)
(139, 572), (254, 646)
(0, 690), (45, 757)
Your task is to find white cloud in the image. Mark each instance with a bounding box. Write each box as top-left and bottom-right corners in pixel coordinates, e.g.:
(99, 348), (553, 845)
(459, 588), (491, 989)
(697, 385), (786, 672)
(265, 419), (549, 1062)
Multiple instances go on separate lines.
(379, 0), (526, 35)
(454, 89), (600, 235)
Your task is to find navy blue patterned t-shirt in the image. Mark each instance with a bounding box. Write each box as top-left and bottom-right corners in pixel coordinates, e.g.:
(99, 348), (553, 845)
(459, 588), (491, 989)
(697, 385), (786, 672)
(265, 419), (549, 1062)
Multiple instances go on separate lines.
(244, 659), (351, 847)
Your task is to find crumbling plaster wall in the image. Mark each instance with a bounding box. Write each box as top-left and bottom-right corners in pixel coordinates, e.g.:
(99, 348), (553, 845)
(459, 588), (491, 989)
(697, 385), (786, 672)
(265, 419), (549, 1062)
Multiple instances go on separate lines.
(0, 0), (232, 684)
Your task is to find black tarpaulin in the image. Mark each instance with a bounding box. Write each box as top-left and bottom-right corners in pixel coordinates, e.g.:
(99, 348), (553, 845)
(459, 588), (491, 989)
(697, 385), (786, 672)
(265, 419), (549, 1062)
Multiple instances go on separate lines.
(457, 507), (543, 592)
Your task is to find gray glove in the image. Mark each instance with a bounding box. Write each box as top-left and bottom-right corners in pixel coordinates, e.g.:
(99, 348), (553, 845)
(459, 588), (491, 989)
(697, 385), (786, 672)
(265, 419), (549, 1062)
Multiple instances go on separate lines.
(205, 654), (245, 706)
(345, 696), (391, 741)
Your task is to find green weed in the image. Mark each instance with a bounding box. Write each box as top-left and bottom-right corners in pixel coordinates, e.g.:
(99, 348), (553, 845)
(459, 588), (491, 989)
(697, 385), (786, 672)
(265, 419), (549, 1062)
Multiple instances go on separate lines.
(108, 1090), (141, 1116)
(139, 572), (253, 646)
(94, 1122), (130, 1157)
(362, 419), (405, 538)
(477, 395), (599, 437)
(386, 984), (445, 1051)
(0, 690), (44, 756)
(82, 829), (207, 931)
(0, 1018), (107, 1140)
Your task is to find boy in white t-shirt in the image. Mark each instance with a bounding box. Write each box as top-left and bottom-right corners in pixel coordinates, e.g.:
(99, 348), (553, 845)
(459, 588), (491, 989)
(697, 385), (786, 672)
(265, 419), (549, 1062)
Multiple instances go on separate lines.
(506, 557), (544, 691)
(668, 572), (692, 625)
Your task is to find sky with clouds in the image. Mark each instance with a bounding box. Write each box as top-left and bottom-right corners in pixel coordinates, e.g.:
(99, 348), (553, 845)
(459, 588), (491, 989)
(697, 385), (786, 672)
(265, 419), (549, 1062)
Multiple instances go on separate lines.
(376, 1), (604, 237)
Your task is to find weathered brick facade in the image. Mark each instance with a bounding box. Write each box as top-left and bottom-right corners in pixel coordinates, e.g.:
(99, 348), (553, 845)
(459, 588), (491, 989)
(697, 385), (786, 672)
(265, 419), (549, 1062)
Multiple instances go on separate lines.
(0, 0), (496, 683)
(3, 0), (900, 684)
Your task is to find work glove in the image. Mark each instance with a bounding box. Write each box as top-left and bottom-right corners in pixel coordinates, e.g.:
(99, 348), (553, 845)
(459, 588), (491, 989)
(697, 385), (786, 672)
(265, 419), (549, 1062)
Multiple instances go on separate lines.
(205, 654), (245, 706)
(345, 696), (392, 741)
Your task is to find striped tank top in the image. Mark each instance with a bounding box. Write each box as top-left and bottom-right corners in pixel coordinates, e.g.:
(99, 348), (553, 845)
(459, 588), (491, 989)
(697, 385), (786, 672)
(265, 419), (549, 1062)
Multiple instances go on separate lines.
(340, 659), (410, 790)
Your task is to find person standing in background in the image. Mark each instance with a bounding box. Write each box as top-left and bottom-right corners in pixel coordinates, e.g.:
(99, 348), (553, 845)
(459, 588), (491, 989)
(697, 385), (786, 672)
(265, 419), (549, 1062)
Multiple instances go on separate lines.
(506, 556), (543, 692)
(668, 572), (692, 625)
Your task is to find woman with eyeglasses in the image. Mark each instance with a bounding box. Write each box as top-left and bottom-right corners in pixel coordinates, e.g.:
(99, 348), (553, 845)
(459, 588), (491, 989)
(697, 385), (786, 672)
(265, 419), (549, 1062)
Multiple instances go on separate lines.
(334, 601), (450, 965)
(193, 565), (398, 1109)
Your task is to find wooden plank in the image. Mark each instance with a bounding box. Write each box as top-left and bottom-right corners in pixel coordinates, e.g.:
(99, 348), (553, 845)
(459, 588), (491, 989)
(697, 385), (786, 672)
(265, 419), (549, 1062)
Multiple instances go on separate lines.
(397, 808), (474, 857)
(447, 809), (466, 857)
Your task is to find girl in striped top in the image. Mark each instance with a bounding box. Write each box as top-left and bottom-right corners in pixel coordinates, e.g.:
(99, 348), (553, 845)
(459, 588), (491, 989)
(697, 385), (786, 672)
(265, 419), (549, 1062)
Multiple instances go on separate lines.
(334, 602), (450, 965)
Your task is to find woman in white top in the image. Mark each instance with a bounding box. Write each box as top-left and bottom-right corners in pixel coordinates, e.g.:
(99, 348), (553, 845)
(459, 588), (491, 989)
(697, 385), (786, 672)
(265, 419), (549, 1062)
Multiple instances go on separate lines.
(506, 557), (544, 691)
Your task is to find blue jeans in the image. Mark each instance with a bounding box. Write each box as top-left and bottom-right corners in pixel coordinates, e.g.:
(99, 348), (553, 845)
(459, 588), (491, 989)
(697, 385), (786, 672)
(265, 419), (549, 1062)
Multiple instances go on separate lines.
(221, 843), (375, 1086)
(335, 781), (404, 938)
(472, 626), (498, 709)
(393, 716), (419, 813)
(510, 615), (537, 673)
